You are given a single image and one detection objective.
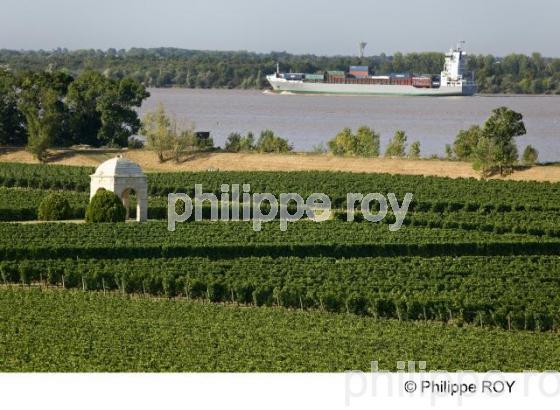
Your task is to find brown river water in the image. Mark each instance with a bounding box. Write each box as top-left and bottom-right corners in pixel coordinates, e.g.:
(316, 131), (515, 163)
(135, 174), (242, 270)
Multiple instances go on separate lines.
(139, 88), (560, 162)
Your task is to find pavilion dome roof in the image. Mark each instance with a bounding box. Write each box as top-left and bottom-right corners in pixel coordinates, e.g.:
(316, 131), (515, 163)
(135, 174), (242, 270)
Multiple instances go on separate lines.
(92, 155), (145, 177)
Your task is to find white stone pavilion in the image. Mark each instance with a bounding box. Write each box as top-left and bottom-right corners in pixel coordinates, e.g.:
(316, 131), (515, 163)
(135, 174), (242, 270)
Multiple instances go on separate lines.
(90, 155), (148, 222)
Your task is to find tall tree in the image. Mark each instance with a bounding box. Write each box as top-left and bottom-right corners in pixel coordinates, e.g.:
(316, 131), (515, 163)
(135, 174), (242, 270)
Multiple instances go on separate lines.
(18, 71), (73, 147)
(67, 72), (149, 147)
(141, 102), (173, 162)
(481, 106), (526, 175)
(0, 70), (26, 146)
(21, 88), (62, 162)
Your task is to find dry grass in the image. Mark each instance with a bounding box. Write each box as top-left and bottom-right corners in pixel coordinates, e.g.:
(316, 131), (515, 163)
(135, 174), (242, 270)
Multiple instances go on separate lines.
(1, 148), (559, 182)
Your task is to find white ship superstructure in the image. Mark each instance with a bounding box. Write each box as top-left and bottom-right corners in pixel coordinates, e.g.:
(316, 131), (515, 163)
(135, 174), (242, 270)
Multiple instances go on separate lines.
(267, 44), (476, 96)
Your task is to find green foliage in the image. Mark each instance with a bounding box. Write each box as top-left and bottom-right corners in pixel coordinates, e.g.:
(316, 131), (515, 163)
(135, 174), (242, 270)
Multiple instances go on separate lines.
(408, 141), (421, 159)
(1, 48), (559, 94)
(85, 188), (126, 223)
(454, 107), (527, 176)
(141, 103), (204, 162)
(355, 126), (381, 157)
(226, 131), (256, 152)
(0, 69), (149, 152)
(255, 130), (292, 153)
(522, 145), (539, 165)
(225, 132), (242, 152)
(328, 127), (354, 155)
(18, 71), (74, 150)
(37, 192), (72, 221)
(67, 72), (149, 147)
(0, 69), (26, 146)
(141, 102), (172, 161)
(1, 163), (559, 210)
(453, 125), (482, 161)
(327, 126), (380, 157)
(481, 107), (526, 174)
(4, 288), (560, 371)
(385, 130), (407, 157)
(21, 88), (63, 162)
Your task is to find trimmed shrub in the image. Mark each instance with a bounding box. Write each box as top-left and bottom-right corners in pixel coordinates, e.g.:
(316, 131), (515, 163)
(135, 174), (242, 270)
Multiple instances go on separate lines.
(85, 189), (126, 223)
(37, 193), (72, 221)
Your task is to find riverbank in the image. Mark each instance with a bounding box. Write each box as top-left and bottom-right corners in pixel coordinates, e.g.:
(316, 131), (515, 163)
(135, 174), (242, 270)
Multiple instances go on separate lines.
(1, 148), (559, 182)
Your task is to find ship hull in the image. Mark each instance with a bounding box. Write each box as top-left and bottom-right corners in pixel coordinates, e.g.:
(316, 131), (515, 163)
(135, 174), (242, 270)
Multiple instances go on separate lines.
(267, 77), (476, 96)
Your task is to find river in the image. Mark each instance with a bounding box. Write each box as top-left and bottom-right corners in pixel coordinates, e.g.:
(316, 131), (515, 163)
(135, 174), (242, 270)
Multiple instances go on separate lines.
(139, 88), (560, 162)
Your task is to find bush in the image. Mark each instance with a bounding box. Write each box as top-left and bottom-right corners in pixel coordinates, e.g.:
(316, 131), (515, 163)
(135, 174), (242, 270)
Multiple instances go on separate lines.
(384, 130), (407, 157)
(37, 192), (72, 220)
(85, 188), (126, 223)
(225, 131), (257, 152)
(408, 141), (421, 159)
(255, 130), (292, 153)
(522, 145), (538, 165)
(327, 126), (380, 157)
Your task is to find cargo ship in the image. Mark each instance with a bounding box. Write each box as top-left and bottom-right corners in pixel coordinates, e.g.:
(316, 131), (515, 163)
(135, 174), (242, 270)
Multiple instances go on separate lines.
(267, 44), (476, 96)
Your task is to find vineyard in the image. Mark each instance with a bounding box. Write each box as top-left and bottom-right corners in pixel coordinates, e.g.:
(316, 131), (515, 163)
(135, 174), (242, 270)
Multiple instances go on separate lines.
(2, 288), (560, 372)
(0, 162), (559, 370)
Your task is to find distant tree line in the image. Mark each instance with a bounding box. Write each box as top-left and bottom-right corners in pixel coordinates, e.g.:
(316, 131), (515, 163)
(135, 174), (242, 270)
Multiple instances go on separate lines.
(1, 48), (559, 94)
(0, 68), (149, 161)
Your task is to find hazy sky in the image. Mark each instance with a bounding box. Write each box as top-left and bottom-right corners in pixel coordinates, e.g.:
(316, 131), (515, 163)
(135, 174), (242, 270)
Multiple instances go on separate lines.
(1, 0), (558, 56)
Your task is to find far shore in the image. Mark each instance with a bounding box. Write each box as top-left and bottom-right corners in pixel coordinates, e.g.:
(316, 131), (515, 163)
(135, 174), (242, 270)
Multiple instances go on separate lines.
(1, 148), (559, 183)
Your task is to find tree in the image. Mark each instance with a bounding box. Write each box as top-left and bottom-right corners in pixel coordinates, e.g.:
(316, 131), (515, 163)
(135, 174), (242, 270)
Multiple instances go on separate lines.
(482, 106), (525, 174)
(0, 70), (26, 146)
(168, 117), (199, 162)
(453, 125), (482, 161)
(141, 102), (173, 162)
(67, 71), (149, 147)
(96, 77), (149, 147)
(355, 126), (380, 157)
(452, 107), (527, 176)
(472, 135), (500, 177)
(38, 193), (72, 220)
(141, 103), (199, 162)
(225, 132), (242, 152)
(522, 145), (539, 165)
(21, 88), (63, 162)
(408, 141), (421, 159)
(328, 127), (355, 156)
(255, 130), (292, 153)
(18, 71), (73, 155)
(239, 132), (255, 151)
(85, 188), (126, 223)
(385, 130), (407, 157)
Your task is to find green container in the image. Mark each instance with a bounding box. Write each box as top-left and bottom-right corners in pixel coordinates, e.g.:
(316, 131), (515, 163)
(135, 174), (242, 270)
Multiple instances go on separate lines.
(305, 74), (325, 81)
(327, 70), (345, 77)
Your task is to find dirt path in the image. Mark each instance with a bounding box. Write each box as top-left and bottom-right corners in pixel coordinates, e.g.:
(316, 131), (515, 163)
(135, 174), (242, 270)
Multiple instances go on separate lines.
(1, 148), (559, 182)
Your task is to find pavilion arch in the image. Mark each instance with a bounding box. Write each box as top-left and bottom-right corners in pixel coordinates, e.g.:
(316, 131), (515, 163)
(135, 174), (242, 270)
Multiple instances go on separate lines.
(90, 155), (148, 222)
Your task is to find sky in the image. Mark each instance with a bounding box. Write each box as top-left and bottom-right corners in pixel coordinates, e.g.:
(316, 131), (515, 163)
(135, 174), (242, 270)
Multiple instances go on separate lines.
(1, 0), (559, 56)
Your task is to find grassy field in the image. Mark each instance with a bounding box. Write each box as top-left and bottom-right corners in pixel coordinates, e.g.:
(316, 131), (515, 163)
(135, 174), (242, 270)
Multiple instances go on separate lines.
(2, 287), (560, 372)
(1, 148), (559, 182)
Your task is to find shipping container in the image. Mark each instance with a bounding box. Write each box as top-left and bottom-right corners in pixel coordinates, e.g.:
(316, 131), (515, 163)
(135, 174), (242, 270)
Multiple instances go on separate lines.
(305, 73), (325, 81)
(412, 76), (432, 88)
(283, 73), (304, 81)
(349, 66), (368, 71)
(327, 70), (345, 77)
(349, 73), (369, 78)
